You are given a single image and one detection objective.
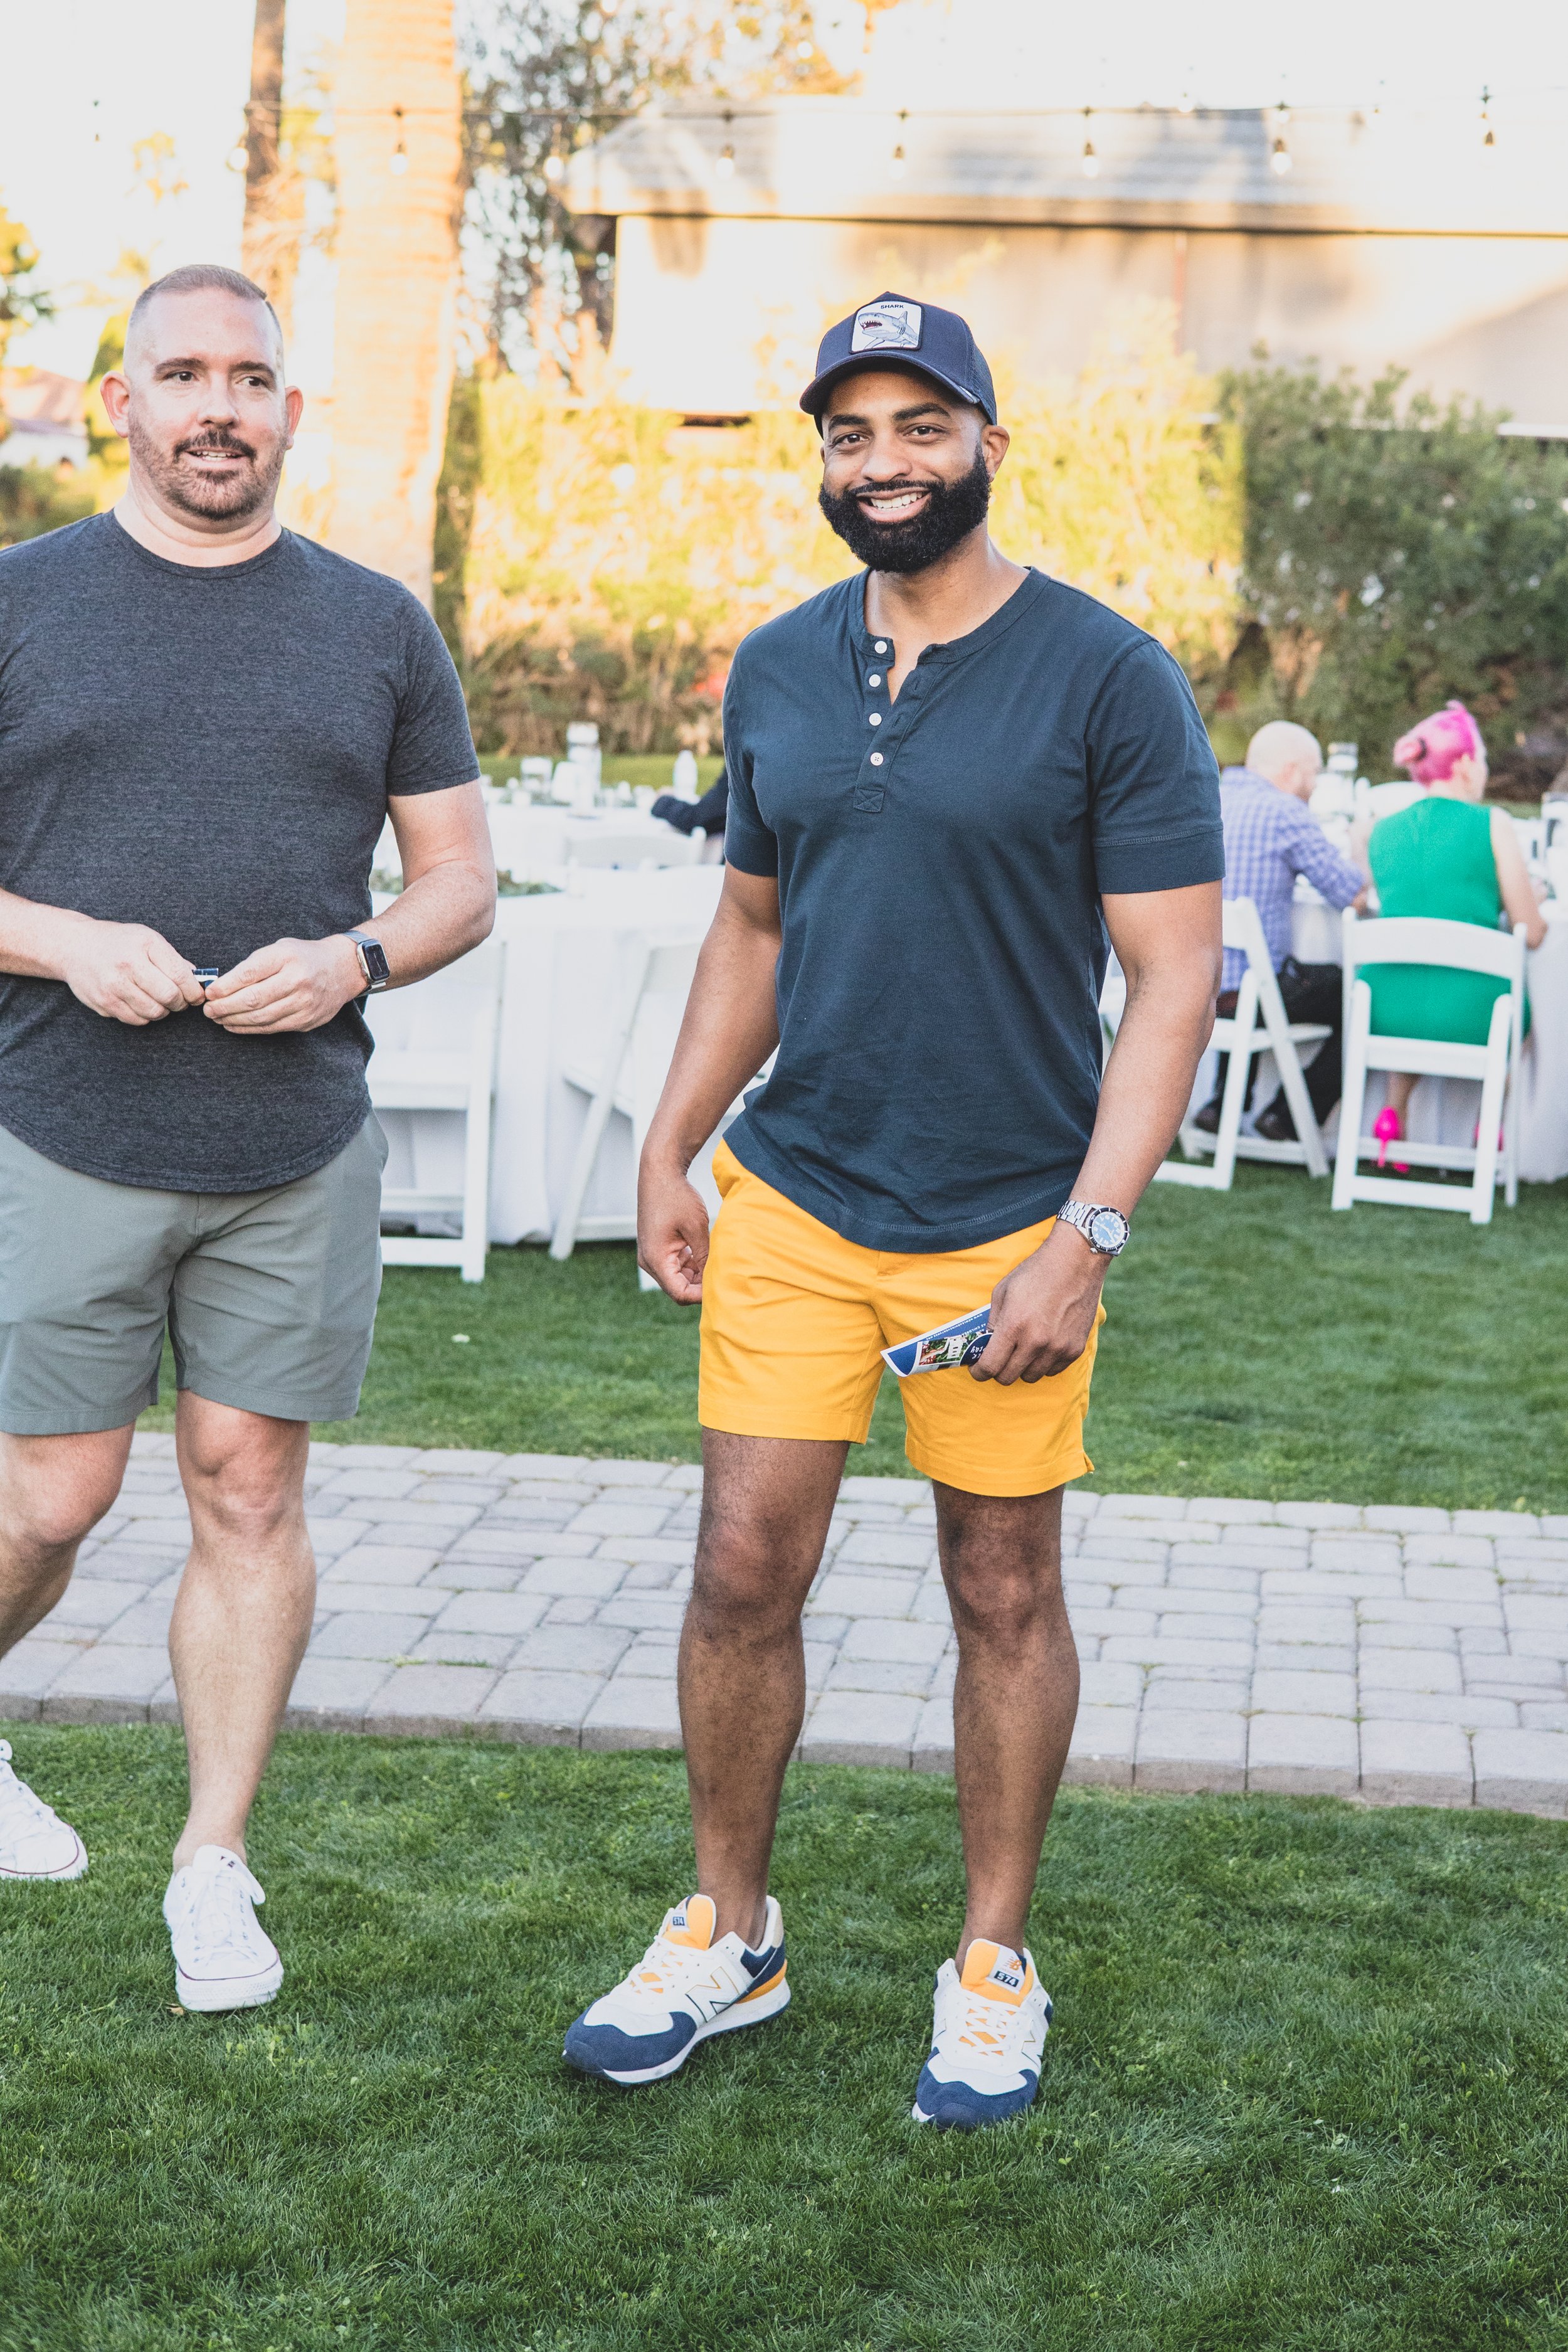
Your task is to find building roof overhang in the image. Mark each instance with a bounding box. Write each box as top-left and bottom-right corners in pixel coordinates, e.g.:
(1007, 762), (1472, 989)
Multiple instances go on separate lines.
(563, 100), (1568, 239)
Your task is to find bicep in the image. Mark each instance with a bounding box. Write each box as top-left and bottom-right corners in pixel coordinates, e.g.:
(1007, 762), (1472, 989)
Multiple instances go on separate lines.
(1103, 881), (1222, 990)
(388, 780), (491, 880)
(715, 862), (782, 946)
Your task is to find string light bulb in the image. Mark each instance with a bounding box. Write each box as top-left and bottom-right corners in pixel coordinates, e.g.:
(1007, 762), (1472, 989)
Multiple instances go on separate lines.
(1081, 108), (1099, 177)
(1480, 85), (1495, 148)
(1269, 99), (1291, 176)
(890, 111), (908, 178)
(715, 115), (734, 179)
(543, 151), (564, 184)
(796, 38), (813, 58)
(389, 108), (408, 175)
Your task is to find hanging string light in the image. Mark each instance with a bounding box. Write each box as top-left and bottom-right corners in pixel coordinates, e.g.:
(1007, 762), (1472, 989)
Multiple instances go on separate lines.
(543, 148), (564, 184)
(715, 114), (735, 179)
(890, 110), (908, 178)
(1480, 85), (1496, 149)
(1080, 107), (1099, 178)
(389, 106), (409, 176)
(1269, 101), (1291, 177)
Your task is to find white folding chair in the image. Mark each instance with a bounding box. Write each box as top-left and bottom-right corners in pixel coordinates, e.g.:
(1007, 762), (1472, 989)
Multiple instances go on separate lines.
(1331, 909), (1525, 1224)
(1155, 896), (1332, 1189)
(366, 940), (506, 1282)
(1364, 781), (1426, 820)
(565, 827), (704, 871)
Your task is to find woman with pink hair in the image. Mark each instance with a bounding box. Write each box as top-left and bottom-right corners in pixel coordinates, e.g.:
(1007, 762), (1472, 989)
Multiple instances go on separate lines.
(1365, 701), (1545, 1161)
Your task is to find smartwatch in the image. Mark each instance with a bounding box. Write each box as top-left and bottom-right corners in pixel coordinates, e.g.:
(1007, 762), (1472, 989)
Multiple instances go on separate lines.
(1057, 1199), (1130, 1258)
(346, 929), (391, 994)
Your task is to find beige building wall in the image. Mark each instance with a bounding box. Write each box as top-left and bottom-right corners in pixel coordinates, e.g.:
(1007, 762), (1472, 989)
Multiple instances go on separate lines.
(608, 213), (1568, 432)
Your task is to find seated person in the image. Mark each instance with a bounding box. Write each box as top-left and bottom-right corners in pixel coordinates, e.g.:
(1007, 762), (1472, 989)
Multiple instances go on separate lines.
(652, 770), (728, 840)
(1195, 720), (1367, 1142)
(1368, 701), (1545, 1161)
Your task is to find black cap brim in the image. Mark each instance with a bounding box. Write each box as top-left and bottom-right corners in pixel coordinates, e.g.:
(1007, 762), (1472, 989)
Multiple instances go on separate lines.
(800, 355), (995, 429)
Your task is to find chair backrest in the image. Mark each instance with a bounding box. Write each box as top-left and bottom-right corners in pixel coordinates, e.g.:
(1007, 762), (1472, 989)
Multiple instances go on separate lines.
(1221, 895), (1270, 963)
(1343, 911), (1525, 985)
(364, 937), (506, 1064)
(566, 829), (702, 870)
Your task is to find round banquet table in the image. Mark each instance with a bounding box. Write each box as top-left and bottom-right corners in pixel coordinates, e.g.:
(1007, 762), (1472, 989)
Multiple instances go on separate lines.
(368, 866), (724, 1243)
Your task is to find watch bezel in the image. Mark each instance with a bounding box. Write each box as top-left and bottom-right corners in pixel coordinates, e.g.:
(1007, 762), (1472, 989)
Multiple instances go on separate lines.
(1088, 1207), (1130, 1255)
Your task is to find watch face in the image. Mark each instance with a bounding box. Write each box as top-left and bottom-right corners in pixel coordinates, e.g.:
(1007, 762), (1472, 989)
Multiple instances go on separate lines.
(1089, 1208), (1128, 1254)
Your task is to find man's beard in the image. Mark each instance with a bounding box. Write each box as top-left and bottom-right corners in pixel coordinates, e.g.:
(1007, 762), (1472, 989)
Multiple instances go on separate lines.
(817, 450), (992, 575)
(128, 418), (285, 522)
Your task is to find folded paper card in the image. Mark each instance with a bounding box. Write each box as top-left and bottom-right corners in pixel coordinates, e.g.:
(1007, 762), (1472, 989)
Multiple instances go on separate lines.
(881, 1306), (992, 1378)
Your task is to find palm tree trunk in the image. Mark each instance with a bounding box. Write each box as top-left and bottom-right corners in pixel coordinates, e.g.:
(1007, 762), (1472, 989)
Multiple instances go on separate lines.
(242, 0), (304, 339)
(328, 0), (462, 606)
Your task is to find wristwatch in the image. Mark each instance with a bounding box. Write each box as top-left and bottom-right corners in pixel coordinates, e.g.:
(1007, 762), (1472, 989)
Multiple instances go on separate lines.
(345, 929), (391, 994)
(1057, 1200), (1130, 1258)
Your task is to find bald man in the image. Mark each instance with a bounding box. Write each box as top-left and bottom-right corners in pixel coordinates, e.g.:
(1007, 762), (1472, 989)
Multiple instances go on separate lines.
(1195, 721), (1367, 1142)
(0, 263), (494, 2003)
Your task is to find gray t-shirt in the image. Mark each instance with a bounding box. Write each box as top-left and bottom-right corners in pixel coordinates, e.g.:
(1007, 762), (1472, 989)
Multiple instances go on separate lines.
(0, 512), (478, 1190)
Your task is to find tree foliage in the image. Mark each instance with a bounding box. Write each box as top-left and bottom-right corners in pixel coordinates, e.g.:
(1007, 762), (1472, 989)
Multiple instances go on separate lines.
(1218, 361), (1568, 787)
(0, 199), (51, 366)
(464, 1), (852, 367)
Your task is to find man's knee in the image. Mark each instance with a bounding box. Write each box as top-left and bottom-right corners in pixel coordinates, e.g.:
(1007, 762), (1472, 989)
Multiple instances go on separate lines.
(179, 1413), (307, 1545)
(0, 1433), (128, 1557)
(690, 1516), (816, 1638)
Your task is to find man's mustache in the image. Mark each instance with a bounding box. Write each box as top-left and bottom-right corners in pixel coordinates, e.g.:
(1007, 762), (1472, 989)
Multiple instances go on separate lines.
(852, 479), (941, 509)
(175, 435), (257, 460)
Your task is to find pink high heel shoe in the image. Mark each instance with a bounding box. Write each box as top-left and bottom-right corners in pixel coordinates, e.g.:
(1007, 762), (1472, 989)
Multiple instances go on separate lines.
(1374, 1106), (1409, 1173)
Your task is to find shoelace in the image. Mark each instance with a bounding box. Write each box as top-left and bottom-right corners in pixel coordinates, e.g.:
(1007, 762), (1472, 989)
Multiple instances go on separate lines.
(0, 1747), (60, 1835)
(627, 1932), (738, 2008)
(953, 1984), (1031, 2065)
(179, 1859), (267, 1968)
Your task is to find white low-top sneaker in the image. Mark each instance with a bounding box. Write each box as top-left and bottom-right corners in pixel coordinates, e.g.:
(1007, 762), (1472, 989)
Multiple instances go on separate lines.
(163, 1844), (283, 2013)
(0, 1739), (88, 1880)
(913, 1939), (1052, 2130)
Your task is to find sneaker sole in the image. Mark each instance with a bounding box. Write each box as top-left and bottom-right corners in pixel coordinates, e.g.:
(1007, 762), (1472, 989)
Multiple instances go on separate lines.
(578, 1966), (791, 2087)
(0, 1831), (88, 1882)
(175, 1959), (283, 2014)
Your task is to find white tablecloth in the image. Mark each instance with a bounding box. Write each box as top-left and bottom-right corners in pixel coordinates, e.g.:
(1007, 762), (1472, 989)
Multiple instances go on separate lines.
(368, 867), (724, 1242)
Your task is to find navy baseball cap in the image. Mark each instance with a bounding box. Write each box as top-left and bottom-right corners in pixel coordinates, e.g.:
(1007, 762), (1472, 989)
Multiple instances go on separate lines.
(800, 291), (997, 429)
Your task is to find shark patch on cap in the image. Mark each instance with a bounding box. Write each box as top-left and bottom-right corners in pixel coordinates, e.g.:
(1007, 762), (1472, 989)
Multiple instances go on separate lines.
(850, 297), (923, 354)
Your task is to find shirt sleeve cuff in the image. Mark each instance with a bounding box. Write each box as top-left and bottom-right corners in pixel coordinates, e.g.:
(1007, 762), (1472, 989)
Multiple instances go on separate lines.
(1095, 827), (1226, 894)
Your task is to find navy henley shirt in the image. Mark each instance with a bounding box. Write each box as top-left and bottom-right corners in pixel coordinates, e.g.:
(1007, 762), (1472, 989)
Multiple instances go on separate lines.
(719, 566), (1224, 1253)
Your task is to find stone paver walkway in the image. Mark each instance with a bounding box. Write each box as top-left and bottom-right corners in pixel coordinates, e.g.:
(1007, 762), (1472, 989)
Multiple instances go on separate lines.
(4, 1436), (1567, 1817)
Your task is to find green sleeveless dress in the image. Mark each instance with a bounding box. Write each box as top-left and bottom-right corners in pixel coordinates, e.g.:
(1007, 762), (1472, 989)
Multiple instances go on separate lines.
(1365, 797), (1525, 1044)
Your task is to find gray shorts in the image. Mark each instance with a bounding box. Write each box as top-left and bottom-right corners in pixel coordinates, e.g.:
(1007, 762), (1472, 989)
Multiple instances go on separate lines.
(0, 1115), (388, 1436)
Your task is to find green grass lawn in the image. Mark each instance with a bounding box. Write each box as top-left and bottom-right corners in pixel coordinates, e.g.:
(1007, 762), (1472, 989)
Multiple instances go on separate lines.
(0, 1729), (1564, 2349)
(141, 1163), (1568, 1513)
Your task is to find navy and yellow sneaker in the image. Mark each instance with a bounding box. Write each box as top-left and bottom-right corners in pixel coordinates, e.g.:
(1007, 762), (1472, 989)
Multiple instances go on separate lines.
(912, 1939), (1051, 2130)
(563, 1892), (789, 2086)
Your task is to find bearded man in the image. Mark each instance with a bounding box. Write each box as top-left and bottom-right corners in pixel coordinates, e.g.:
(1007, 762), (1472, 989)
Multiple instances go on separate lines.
(0, 265), (494, 2003)
(562, 294), (1225, 2129)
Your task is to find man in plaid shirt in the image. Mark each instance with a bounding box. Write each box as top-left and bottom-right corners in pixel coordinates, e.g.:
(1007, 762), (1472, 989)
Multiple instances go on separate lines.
(1196, 721), (1367, 1142)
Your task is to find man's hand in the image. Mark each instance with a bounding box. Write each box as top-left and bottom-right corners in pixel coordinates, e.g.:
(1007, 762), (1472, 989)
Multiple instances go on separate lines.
(972, 1224), (1106, 1386)
(204, 936), (364, 1034)
(637, 1155), (711, 1304)
(60, 918), (206, 1025)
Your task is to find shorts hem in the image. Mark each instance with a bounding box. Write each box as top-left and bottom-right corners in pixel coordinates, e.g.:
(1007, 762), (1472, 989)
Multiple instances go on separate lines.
(904, 1440), (1093, 1500)
(176, 1379), (366, 1428)
(697, 1405), (875, 1446)
(0, 1391), (156, 1439)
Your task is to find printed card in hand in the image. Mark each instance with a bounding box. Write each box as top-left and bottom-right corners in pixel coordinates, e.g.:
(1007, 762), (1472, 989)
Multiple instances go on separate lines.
(882, 1306), (992, 1379)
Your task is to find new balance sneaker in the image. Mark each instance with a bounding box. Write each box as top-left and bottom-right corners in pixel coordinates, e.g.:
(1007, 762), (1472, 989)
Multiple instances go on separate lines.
(0, 1740), (88, 1880)
(912, 1939), (1052, 2130)
(163, 1845), (283, 2013)
(563, 1892), (789, 2085)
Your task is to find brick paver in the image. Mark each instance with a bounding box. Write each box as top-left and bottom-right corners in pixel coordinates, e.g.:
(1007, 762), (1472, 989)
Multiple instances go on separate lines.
(3, 1435), (1567, 1818)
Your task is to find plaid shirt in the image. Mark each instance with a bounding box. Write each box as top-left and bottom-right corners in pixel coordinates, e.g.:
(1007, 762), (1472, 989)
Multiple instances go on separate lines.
(1220, 767), (1364, 991)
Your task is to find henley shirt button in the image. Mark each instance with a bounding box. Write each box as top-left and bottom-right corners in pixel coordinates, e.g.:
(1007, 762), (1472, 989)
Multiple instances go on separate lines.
(869, 751), (884, 766)
(874, 640), (887, 653)
(868, 712), (882, 726)
(868, 674), (882, 687)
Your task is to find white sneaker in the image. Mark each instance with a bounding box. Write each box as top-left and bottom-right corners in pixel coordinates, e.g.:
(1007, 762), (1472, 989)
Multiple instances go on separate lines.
(0, 1739), (88, 1880)
(163, 1844), (283, 2013)
(912, 1939), (1052, 2130)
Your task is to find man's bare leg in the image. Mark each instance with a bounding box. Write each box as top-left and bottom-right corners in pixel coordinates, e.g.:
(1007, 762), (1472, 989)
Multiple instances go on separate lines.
(0, 1428), (135, 1657)
(167, 1394), (314, 1869)
(935, 1482), (1078, 1968)
(680, 1431), (848, 1946)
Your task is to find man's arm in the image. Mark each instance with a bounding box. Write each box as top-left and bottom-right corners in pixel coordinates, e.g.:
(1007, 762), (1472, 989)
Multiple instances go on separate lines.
(203, 781), (496, 1034)
(637, 866), (781, 1303)
(0, 891), (207, 1024)
(973, 879), (1221, 1386)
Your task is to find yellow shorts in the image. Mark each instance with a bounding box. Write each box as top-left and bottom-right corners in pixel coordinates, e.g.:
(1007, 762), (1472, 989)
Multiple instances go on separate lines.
(698, 1140), (1100, 1499)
